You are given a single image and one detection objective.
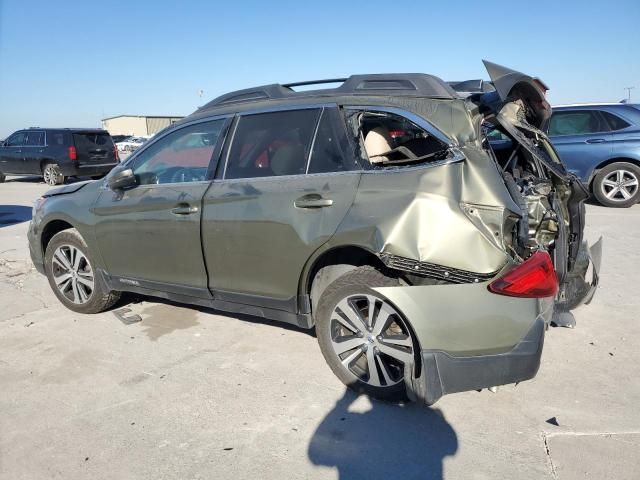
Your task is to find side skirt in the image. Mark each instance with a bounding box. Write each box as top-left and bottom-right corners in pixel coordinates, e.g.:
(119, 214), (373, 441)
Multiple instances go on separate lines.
(99, 270), (313, 329)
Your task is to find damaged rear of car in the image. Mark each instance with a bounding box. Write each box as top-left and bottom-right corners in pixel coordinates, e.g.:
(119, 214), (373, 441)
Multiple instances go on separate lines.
(311, 62), (601, 405)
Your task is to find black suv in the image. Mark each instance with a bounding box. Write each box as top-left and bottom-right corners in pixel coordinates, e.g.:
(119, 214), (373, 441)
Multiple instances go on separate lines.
(0, 128), (119, 185)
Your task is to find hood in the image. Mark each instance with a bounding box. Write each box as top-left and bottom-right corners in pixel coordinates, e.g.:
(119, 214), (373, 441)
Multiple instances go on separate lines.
(43, 180), (94, 198)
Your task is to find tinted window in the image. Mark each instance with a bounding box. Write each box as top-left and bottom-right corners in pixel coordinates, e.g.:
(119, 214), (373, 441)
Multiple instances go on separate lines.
(25, 131), (45, 146)
(600, 111), (630, 131)
(73, 132), (114, 149)
(6, 132), (26, 146)
(308, 108), (356, 174)
(224, 109), (320, 179)
(548, 110), (608, 136)
(49, 132), (65, 145)
(132, 119), (225, 185)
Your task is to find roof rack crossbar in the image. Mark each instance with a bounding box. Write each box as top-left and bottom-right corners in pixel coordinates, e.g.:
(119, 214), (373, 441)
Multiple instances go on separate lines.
(282, 78), (348, 89)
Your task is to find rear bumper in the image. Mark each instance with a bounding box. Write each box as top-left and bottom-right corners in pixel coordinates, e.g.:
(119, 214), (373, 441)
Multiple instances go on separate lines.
(414, 318), (544, 405)
(60, 162), (118, 177)
(373, 281), (552, 405)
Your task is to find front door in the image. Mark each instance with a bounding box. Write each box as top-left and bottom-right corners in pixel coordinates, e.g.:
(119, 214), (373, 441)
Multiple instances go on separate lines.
(202, 107), (360, 311)
(92, 118), (230, 297)
(0, 131), (27, 174)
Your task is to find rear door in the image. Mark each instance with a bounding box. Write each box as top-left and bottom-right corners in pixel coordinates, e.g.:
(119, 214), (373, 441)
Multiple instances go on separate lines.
(202, 106), (360, 311)
(0, 131), (27, 174)
(93, 118), (230, 296)
(73, 131), (118, 169)
(548, 109), (614, 182)
(23, 130), (46, 173)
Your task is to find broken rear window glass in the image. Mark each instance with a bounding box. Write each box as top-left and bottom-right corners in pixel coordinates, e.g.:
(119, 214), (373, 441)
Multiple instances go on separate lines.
(359, 111), (448, 166)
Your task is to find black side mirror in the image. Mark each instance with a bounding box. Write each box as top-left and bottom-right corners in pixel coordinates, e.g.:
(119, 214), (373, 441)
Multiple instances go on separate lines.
(108, 168), (137, 190)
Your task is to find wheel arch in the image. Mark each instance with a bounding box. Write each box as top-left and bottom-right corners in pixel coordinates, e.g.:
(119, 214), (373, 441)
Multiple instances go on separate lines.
(301, 244), (387, 319)
(40, 218), (76, 258)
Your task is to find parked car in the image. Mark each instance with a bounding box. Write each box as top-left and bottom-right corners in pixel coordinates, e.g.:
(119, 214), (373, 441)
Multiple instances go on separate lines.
(548, 104), (640, 207)
(116, 136), (147, 152)
(111, 135), (132, 144)
(28, 61), (601, 405)
(0, 128), (119, 185)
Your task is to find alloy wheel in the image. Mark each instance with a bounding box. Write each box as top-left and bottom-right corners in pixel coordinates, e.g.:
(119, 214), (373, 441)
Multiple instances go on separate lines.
(601, 169), (639, 202)
(329, 294), (414, 387)
(51, 245), (95, 304)
(43, 165), (59, 185)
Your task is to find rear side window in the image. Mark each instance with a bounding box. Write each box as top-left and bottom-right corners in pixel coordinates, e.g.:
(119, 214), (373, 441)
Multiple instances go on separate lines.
(308, 108), (356, 174)
(358, 110), (449, 166)
(73, 132), (114, 149)
(49, 132), (65, 145)
(224, 109), (320, 179)
(548, 110), (607, 136)
(600, 111), (630, 131)
(25, 131), (45, 146)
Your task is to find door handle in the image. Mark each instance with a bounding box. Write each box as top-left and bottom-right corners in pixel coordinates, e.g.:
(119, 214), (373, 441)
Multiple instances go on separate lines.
(294, 194), (333, 208)
(586, 138), (605, 144)
(171, 205), (199, 215)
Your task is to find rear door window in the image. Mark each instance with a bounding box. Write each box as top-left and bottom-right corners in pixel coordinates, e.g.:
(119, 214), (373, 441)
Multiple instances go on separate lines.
(548, 110), (608, 136)
(25, 131), (45, 146)
(307, 108), (357, 174)
(224, 109), (320, 179)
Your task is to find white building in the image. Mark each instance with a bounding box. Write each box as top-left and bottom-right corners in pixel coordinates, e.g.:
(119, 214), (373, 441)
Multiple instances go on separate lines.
(101, 115), (183, 136)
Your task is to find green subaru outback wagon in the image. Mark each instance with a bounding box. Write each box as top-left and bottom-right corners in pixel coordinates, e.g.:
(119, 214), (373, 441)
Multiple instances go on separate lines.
(28, 61), (601, 405)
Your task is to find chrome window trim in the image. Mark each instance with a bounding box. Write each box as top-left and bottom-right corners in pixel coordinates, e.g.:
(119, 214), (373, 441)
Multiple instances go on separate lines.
(343, 105), (456, 147)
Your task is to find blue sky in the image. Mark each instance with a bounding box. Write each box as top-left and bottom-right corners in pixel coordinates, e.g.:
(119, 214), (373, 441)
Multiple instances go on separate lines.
(1, 0), (639, 138)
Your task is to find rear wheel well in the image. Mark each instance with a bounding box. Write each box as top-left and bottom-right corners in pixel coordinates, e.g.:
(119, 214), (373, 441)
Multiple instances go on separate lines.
(589, 158), (640, 190)
(41, 220), (74, 256)
(307, 246), (388, 316)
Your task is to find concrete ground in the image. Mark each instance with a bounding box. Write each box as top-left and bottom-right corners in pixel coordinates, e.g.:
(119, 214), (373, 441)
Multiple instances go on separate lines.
(1, 176), (638, 480)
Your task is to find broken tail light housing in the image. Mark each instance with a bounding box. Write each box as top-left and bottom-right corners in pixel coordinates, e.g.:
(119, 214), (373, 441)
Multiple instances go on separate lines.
(68, 146), (77, 161)
(488, 250), (558, 298)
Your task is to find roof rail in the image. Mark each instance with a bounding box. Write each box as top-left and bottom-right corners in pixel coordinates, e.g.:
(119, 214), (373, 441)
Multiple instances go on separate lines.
(282, 78), (348, 89)
(199, 73), (458, 111)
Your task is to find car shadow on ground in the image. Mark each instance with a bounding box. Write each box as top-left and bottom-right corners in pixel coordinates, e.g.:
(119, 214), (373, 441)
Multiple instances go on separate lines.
(308, 390), (458, 480)
(0, 205), (32, 228)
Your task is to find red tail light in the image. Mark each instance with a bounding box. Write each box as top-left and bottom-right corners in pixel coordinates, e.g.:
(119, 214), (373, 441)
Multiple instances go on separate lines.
(488, 251), (558, 298)
(68, 146), (77, 161)
(114, 145), (120, 161)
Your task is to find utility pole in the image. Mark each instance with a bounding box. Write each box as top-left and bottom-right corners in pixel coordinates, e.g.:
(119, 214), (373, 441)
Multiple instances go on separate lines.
(624, 86), (635, 102)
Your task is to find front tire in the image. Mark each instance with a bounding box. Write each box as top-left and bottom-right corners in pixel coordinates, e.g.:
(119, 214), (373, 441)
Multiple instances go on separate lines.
(592, 162), (640, 208)
(315, 266), (417, 402)
(43, 163), (64, 186)
(44, 229), (120, 313)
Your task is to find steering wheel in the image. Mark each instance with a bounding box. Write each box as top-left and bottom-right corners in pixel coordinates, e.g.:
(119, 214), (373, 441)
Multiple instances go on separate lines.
(170, 168), (201, 183)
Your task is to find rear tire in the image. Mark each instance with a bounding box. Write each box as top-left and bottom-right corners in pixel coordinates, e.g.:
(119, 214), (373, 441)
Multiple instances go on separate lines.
(43, 163), (64, 186)
(592, 162), (640, 208)
(44, 228), (120, 313)
(315, 266), (417, 402)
